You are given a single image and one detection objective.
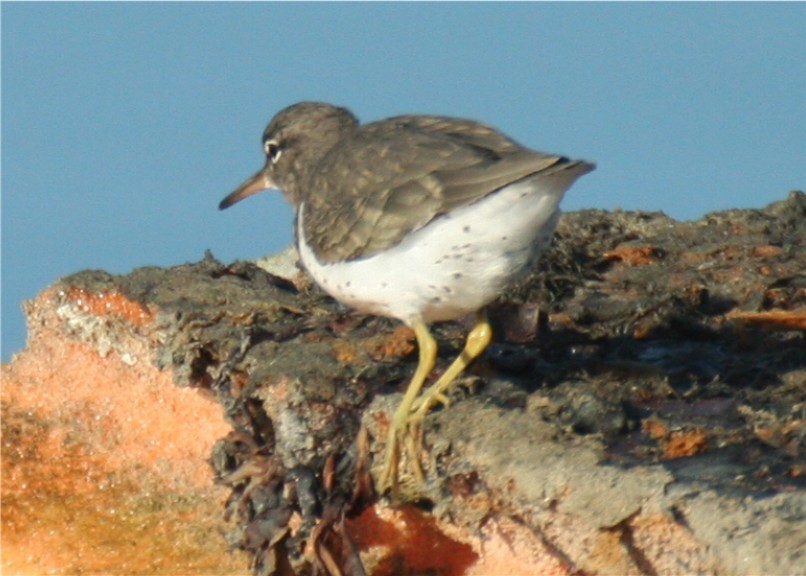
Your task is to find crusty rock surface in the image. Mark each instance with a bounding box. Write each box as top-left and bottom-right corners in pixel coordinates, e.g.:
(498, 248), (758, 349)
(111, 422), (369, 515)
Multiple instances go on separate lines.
(2, 192), (804, 575)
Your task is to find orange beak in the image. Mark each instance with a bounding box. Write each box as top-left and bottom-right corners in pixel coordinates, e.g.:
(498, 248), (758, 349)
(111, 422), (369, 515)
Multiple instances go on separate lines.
(219, 168), (276, 210)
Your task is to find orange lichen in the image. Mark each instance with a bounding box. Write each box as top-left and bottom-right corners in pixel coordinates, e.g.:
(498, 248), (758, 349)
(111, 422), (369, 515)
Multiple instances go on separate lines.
(332, 340), (359, 363)
(753, 427), (777, 443)
(632, 319), (654, 339)
(727, 309), (806, 331)
(345, 504), (478, 576)
(751, 245), (784, 258)
(663, 429), (708, 459)
(370, 325), (416, 360)
(642, 418), (709, 460)
(330, 325), (415, 365)
(785, 464), (804, 478)
(2, 404), (245, 575)
(603, 245), (658, 267)
(64, 286), (154, 326)
(1, 290), (243, 575)
(641, 417), (668, 441)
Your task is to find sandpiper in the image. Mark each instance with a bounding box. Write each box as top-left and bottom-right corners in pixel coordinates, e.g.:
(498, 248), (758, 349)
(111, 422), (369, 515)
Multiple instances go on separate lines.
(220, 102), (595, 496)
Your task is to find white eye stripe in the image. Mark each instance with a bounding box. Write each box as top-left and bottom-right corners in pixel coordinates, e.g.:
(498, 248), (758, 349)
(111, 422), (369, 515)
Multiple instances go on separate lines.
(264, 139), (282, 162)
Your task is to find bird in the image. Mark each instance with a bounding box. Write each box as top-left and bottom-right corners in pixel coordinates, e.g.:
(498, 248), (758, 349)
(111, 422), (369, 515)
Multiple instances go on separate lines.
(219, 101), (595, 497)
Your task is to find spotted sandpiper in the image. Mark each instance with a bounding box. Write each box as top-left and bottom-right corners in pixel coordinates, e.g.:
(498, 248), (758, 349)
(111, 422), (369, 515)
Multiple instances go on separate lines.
(220, 102), (594, 496)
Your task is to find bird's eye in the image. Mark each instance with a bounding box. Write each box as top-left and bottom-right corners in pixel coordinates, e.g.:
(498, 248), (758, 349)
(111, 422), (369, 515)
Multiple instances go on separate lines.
(264, 139), (282, 162)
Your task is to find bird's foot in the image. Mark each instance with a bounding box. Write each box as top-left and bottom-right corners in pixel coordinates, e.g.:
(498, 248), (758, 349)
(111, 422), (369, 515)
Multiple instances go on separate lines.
(410, 387), (451, 417)
(376, 313), (492, 500)
(378, 407), (425, 501)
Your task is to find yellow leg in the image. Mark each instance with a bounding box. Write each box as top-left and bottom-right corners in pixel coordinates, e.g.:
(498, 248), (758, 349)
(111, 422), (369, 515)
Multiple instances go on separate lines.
(398, 311), (493, 498)
(411, 310), (493, 420)
(379, 321), (436, 496)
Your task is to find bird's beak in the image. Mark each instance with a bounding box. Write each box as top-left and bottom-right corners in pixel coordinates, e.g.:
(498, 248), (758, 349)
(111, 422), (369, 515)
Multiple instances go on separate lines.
(219, 168), (276, 210)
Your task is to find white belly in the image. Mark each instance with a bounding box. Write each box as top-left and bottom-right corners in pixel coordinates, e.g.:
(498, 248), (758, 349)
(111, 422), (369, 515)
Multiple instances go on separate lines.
(297, 178), (566, 325)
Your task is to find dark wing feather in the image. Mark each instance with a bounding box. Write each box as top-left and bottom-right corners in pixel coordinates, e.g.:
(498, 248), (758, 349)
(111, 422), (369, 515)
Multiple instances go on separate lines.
(301, 116), (580, 263)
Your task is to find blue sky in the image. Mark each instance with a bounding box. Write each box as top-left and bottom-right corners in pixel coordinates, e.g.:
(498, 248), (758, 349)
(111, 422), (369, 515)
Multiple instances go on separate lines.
(2, 3), (804, 361)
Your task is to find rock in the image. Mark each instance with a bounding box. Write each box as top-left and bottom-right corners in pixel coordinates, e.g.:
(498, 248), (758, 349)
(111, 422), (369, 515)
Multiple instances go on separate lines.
(1, 280), (249, 574)
(2, 193), (804, 575)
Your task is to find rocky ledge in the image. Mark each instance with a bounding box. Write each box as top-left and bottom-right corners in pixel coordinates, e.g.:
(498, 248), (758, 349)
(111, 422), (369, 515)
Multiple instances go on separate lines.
(2, 192), (804, 575)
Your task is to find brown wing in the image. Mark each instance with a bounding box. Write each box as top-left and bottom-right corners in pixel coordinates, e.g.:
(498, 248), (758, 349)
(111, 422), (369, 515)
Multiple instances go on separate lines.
(301, 116), (588, 263)
(384, 114), (524, 154)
